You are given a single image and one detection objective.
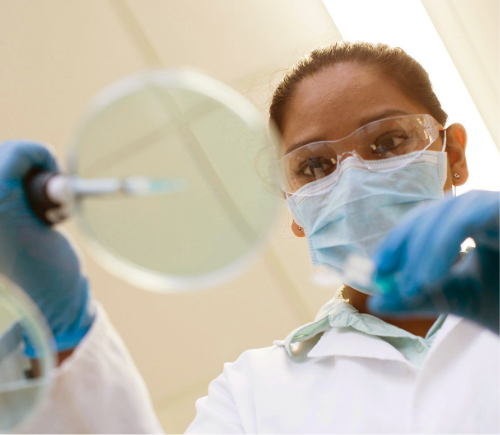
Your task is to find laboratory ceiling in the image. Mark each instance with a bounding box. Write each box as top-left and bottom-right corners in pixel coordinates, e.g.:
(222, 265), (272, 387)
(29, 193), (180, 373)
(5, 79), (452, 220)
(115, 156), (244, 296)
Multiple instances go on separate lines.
(0, 1), (497, 432)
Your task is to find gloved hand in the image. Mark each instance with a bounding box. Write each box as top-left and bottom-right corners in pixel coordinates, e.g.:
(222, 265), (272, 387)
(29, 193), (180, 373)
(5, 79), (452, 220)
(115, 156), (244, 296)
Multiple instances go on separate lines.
(368, 190), (499, 334)
(0, 140), (94, 357)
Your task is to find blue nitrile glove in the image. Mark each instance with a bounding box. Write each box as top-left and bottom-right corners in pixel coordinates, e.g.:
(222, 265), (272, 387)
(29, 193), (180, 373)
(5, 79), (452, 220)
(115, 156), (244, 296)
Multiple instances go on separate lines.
(0, 140), (94, 356)
(368, 190), (499, 334)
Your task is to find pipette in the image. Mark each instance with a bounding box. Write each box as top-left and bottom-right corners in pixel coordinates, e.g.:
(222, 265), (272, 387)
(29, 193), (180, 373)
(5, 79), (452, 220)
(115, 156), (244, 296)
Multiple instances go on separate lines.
(24, 169), (186, 226)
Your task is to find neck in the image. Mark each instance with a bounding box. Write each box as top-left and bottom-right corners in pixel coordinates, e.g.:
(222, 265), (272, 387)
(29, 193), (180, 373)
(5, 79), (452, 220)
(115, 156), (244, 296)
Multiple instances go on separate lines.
(342, 285), (438, 338)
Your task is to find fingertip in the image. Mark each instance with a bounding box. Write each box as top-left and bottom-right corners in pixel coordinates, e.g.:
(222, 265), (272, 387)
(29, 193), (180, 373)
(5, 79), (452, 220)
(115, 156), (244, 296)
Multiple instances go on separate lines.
(372, 230), (411, 274)
(18, 141), (60, 173)
(373, 248), (398, 275)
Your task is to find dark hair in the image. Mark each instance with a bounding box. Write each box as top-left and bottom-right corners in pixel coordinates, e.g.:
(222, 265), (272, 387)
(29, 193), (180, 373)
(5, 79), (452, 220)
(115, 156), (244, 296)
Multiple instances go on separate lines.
(269, 41), (448, 133)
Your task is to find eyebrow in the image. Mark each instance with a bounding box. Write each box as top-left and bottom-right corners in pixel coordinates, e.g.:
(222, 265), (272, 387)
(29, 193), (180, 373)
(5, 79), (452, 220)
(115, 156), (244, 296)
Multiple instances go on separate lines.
(358, 109), (409, 128)
(284, 109), (410, 155)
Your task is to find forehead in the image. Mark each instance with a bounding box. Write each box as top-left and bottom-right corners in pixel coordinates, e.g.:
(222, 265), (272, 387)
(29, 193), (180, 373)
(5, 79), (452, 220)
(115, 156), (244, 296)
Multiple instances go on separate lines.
(280, 63), (426, 153)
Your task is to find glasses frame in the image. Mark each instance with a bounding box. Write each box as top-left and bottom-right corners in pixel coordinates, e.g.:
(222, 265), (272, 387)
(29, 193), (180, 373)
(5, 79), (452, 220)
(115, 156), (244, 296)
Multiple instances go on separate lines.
(279, 114), (445, 196)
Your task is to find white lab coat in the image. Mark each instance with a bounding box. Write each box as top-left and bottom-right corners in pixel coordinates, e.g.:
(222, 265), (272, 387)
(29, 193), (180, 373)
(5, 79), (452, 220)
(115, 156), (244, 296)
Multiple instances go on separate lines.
(18, 302), (500, 434)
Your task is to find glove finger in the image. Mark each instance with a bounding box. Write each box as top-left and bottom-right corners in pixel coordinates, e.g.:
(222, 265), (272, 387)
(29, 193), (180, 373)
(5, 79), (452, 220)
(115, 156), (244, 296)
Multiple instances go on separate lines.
(401, 192), (499, 295)
(376, 192), (482, 296)
(374, 262), (473, 317)
(368, 281), (457, 318)
(373, 207), (426, 274)
(374, 191), (498, 276)
(371, 249), (499, 332)
(400, 204), (457, 295)
(374, 197), (447, 276)
(0, 140), (59, 179)
(431, 191), (498, 251)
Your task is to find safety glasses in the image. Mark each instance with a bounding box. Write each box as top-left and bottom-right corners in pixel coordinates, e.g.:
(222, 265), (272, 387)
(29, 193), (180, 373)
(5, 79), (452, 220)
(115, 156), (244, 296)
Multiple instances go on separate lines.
(278, 114), (445, 196)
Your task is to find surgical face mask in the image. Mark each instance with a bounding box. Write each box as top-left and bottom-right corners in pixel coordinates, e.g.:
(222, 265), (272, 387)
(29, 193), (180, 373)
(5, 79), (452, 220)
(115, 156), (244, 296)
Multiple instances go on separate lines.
(286, 145), (447, 294)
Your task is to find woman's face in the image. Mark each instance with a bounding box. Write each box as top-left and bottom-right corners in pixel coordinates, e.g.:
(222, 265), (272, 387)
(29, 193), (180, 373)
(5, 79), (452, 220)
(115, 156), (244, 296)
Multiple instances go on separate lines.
(280, 63), (468, 235)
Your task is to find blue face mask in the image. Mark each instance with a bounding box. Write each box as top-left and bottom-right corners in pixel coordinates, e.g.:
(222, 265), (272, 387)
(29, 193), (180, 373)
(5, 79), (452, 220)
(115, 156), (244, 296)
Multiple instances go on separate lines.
(286, 150), (448, 293)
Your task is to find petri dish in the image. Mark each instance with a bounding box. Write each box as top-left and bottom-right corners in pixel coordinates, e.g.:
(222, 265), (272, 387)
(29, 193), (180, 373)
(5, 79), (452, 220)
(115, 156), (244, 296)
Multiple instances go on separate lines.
(68, 70), (281, 292)
(0, 277), (55, 432)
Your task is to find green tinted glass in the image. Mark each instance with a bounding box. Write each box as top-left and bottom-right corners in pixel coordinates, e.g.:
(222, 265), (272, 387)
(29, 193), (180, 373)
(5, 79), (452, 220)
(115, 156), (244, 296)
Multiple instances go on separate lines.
(69, 71), (280, 291)
(0, 279), (54, 432)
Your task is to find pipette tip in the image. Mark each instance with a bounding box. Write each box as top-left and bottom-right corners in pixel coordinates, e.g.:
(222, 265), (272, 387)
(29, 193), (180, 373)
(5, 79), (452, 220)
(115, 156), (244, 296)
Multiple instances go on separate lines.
(123, 177), (188, 195)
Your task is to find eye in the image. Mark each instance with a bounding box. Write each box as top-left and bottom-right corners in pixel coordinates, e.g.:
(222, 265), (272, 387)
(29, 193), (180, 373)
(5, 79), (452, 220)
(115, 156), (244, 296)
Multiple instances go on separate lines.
(371, 131), (409, 155)
(298, 157), (336, 178)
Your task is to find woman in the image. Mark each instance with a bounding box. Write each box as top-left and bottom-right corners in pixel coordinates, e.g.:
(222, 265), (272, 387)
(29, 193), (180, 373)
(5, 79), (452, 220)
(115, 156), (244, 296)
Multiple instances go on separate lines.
(270, 42), (498, 336)
(0, 41), (498, 433)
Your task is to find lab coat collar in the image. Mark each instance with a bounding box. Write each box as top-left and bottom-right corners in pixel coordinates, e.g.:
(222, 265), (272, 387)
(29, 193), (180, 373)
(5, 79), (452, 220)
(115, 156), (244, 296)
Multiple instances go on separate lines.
(275, 288), (462, 365)
(306, 324), (410, 364)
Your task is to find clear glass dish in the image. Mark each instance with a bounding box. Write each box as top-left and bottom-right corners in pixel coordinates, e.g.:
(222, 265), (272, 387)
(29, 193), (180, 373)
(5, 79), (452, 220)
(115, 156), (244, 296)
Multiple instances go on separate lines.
(0, 277), (55, 433)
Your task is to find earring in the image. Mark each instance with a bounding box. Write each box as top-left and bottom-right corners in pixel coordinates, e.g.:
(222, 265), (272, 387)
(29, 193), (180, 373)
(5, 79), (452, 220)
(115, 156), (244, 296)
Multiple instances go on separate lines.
(453, 173), (461, 179)
(298, 226), (303, 231)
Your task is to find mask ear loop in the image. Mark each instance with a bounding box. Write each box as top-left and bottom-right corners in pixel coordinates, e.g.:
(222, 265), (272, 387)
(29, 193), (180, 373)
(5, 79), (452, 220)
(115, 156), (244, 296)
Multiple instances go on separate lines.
(440, 129), (455, 197)
(441, 129), (447, 152)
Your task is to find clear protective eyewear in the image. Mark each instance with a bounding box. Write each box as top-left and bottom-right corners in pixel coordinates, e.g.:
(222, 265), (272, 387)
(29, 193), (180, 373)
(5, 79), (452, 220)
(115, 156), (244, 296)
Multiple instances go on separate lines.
(278, 114), (445, 196)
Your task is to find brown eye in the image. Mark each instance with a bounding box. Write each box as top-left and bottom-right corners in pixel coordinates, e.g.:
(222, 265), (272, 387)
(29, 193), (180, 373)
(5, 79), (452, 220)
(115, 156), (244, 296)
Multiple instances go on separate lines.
(299, 157), (336, 178)
(371, 131), (408, 155)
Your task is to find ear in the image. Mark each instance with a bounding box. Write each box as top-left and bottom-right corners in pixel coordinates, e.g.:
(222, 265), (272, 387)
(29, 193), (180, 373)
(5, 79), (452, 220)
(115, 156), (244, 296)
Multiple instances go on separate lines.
(445, 123), (468, 186)
(291, 220), (306, 237)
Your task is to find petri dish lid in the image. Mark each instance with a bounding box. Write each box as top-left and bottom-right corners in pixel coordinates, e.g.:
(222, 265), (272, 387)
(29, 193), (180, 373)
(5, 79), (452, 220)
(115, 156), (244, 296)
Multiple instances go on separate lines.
(68, 69), (281, 292)
(0, 277), (55, 433)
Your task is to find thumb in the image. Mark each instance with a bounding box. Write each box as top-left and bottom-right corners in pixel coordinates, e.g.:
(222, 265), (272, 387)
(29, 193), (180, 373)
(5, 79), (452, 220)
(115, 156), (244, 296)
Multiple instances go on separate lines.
(0, 141), (59, 179)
